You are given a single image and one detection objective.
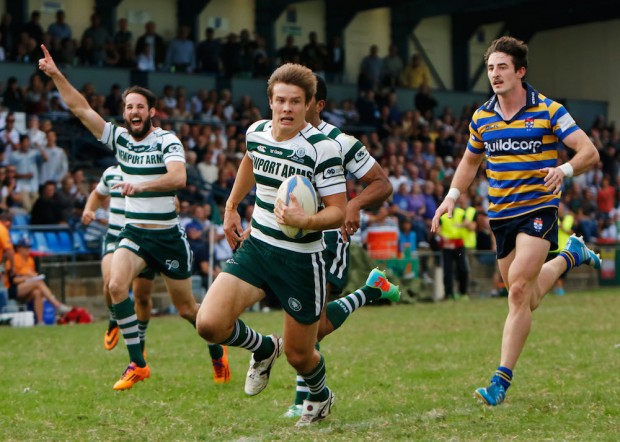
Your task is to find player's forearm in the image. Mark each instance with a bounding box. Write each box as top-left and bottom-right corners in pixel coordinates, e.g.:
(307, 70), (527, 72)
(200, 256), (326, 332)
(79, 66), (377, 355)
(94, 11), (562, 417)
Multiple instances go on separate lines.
(448, 152), (483, 195)
(304, 204), (345, 231)
(140, 170), (186, 192)
(84, 191), (105, 212)
(351, 170), (393, 211)
(566, 144), (599, 176)
(47, 71), (92, 119)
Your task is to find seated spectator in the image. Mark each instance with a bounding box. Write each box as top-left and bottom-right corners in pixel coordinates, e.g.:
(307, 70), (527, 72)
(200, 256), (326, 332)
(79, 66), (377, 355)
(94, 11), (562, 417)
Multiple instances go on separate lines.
(5, 236), (72, 323)
(30, 181), (64, 224)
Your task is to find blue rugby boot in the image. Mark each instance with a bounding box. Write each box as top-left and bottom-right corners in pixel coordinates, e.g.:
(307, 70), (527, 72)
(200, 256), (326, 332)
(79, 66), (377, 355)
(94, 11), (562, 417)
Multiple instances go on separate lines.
(562, 234), (601, 269)
(474, 382), (506, 406)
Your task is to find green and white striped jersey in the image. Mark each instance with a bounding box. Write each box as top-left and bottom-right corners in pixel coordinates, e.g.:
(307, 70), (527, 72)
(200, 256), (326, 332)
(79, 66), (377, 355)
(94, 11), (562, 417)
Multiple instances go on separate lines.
(317, 120), (376, 179)
(95, 165), (125, 238)
(99, 122), (185, 226)
(317, 120), (377, 236)
(246, 120), (346, 253)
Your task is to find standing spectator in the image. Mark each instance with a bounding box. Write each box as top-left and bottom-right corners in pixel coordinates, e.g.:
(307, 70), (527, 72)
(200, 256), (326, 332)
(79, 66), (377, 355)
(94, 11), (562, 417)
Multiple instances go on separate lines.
(300, 31), (326, 74)
(277, 35), (299, 65)
(437, 194), (470, 300)
(325, 35), (345, 84)
(135, 43), (155, 72)
(196, 27), (221, 74)
(166, 26), (195, 73)
(0, 13), (17, 59)
(381, 43), (404, 88)
(9, 134), (46, 212)
(401, 54), (431, 89)
(113, 18), (132, 50)
(135, 21), (166, 70)
(2, 77), (25, 112)
(30, 180), (63, 224)
(81, 13), (111, 66)
(21, 11), (44, 46)
(220, 32), (241, 78)
(238, 29), (256, 77)
(252, 35), (270, 78)
(47, 10), (72, 45)
(596, 175), (615, 220)
(358, 45), (382, 92)
(38, 130), (68, 185)
(0, 112), (21, 165)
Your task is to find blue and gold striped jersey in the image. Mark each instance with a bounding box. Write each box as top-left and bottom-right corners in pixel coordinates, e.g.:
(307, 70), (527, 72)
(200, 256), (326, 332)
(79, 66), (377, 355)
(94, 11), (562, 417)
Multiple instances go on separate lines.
(467, 83), (579, 220)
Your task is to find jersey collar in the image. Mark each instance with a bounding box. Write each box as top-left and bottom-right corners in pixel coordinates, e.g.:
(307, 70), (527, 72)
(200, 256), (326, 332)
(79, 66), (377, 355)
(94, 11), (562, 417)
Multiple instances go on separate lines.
(484, 82), (540, 113)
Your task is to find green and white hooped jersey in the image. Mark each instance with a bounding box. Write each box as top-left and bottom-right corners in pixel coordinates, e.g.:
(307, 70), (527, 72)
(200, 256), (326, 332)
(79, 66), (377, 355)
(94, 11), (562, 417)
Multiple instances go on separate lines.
(95, 165), (125, 238)
(317, 120), (376, 179)
(246, 120), (346, 253)
(99, 122), (185, 226)
(318, 119), (376, 235)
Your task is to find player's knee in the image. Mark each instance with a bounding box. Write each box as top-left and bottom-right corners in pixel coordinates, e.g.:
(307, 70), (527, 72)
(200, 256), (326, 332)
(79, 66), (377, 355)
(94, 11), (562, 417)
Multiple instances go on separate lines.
(284, 346), (313, 372)
(196, 313), (222, 342)
(107, 279), (127, 300)
(176, 302), (198, 323)
(508, 279), (530, 305)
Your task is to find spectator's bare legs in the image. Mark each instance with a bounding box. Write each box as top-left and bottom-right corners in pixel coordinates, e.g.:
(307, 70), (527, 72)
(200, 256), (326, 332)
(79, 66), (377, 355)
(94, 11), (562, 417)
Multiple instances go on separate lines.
(496, 234), (568, 370)
(17, 279), (66, 323)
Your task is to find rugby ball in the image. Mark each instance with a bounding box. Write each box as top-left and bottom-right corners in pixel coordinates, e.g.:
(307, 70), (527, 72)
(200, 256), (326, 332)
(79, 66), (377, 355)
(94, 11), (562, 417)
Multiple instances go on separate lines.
(276, 175), (318, 239)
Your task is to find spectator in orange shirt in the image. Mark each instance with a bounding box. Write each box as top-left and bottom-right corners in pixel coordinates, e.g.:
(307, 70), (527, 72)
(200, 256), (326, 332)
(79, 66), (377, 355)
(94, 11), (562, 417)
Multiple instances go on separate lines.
(5, 237), (71, 323)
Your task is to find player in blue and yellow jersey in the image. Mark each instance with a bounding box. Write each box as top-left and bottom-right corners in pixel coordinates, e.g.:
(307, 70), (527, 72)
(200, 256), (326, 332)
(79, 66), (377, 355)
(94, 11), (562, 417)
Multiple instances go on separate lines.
(432, 36), (601, 406)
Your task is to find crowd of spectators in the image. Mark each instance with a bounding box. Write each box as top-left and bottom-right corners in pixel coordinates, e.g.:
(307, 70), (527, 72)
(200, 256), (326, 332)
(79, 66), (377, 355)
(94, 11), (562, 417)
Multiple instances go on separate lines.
(1, 12), (619, 289)
(0, 9), (434, 91)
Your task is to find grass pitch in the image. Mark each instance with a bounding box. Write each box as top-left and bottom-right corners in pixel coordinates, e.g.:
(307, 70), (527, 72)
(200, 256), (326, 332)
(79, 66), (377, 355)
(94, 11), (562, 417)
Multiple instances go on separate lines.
(0, 289), (619, 441)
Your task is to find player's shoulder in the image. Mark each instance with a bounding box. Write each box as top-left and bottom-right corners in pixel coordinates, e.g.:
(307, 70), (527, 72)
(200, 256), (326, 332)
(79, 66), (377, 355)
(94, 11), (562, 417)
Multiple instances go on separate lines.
(300, 123), (333, 146)
(247, 119), (271, 135)
(102, 165), (122, 177)
(153, 127), (180, 142)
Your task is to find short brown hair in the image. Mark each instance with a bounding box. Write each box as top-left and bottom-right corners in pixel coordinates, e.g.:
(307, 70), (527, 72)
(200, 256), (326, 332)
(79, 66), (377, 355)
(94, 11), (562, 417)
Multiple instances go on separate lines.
(267, 63), (316, 104)
(484, 36), (528, 72)
(122, 86), (157, 109)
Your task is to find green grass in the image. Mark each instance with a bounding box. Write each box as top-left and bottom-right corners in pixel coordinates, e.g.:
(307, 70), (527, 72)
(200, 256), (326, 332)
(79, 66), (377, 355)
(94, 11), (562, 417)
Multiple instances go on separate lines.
(1, 289), (619, 441)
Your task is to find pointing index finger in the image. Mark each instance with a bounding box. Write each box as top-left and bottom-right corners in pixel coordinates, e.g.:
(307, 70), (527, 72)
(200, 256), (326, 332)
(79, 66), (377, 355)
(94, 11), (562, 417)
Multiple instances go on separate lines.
(40, 44), (51, 58)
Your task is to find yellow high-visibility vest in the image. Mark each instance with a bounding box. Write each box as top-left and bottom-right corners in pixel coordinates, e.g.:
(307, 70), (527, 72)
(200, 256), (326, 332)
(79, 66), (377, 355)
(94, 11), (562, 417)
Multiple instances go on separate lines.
(463, 206), (477, 249)
(441, 207), (465, 240)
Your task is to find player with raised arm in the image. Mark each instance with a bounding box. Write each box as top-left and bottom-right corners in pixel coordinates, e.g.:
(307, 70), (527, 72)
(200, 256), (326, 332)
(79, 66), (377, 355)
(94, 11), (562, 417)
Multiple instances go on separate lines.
(196, 64), (346, 426)
(39, 45), (230, 390)
(283, 75), (399, 418)
(431, 36), (600, 406)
